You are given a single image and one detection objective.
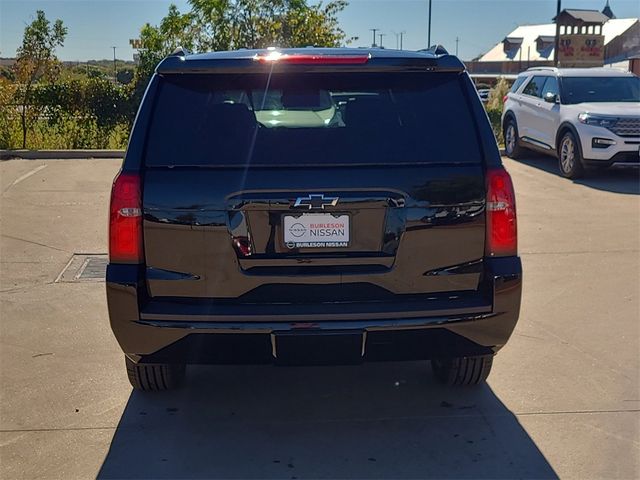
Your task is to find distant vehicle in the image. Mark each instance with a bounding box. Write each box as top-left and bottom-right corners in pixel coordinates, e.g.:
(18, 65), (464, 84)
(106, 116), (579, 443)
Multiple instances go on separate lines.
(477, 88), (490, 103)
(502, 67), (640, 178)
(106, 47), (521, 391)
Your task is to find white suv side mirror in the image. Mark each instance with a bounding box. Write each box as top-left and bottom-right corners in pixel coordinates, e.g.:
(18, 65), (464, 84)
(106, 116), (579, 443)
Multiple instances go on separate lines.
(544, 92), (559, 104)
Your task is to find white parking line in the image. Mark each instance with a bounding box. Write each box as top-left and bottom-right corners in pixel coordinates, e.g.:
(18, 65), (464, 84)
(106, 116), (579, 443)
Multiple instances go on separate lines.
(7, 164), (48, 190)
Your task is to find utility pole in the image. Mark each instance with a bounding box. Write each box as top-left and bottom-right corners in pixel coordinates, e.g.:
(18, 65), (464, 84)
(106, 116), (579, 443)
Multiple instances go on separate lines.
(111, 46), (117, 82)
(379, 33), (386, 48)
(455, 36), (459, 56)
(553, 0), (561, 66)
(427, 0), (433, 47)
(370, 28), (379, 47)
(393, 32), (406, 50)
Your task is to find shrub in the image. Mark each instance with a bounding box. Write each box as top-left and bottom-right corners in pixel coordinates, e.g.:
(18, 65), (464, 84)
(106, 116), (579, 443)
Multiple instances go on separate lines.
(2, 77), (135, 150)
(485, 107), (504, 146)
(483, 78), (512, 146)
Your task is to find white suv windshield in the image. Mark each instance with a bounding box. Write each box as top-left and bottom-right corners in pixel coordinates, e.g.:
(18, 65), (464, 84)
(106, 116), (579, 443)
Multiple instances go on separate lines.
(561, 76), (640, 104)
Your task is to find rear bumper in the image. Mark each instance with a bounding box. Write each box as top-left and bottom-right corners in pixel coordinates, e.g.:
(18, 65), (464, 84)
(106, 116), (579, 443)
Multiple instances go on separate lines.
(106, 257), (522, 364)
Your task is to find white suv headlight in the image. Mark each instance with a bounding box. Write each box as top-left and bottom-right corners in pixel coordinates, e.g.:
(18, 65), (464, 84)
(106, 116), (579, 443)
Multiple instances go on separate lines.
(577, 113), (617, 128)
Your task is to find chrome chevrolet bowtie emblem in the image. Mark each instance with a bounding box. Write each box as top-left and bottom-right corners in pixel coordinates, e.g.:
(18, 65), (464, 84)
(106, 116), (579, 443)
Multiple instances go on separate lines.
(293, 194), (339, 210)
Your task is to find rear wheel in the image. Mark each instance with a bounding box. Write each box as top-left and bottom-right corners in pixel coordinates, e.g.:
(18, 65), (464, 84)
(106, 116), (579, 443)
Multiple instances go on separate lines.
(504, 119), (525, 159)
(558, 131), (585, 179)
(431, 355), (493, 386)
(125, 357), (185, 391)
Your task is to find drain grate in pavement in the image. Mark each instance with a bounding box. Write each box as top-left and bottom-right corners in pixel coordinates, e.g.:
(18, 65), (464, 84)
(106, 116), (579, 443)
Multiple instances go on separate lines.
(55, 254), (108, 283)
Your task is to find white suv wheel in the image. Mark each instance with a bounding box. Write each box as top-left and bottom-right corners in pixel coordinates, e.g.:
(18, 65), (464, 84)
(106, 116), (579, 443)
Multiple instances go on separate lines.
(558, 131), (585, 179)
(506, 124), (517, 154)
(504, 120), (524, 159)
(560, 136), (575, 172)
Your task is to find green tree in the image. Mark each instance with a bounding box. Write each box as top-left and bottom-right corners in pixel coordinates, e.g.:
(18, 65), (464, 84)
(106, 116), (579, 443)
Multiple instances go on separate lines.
(0, 78), (18, 148)
(132, 0), (350, 105)
(132, 4), (195, 105)
(13, 10), (67, 148)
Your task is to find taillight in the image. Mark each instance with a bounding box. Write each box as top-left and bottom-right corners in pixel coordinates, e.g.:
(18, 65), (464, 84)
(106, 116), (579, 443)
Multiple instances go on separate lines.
(254, 52), (370, 65)
(109, 171), (143, 263)
(485, 167), (517, 257)
(502, 94), (509, 104)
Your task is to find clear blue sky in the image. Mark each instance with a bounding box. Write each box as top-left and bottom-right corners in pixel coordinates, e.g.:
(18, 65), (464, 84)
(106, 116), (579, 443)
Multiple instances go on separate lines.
(1, 0), (638, 61)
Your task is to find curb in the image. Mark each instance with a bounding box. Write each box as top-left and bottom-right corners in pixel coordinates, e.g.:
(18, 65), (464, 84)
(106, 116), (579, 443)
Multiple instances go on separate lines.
(1, 150), (125, 160)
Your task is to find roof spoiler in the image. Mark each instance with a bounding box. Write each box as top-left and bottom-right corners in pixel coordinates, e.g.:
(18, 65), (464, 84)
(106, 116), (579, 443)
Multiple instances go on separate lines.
(156, 48), (465, 74)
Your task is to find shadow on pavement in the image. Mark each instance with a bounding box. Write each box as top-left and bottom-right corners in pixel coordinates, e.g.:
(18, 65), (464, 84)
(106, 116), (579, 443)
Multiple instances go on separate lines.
(98, 362), (556, 479)
(514, 153), (639, 195)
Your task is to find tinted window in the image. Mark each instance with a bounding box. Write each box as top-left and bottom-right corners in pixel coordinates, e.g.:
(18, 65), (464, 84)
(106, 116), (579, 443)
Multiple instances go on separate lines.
(510, 76), (527, 93)
(145, 73), (482, 166)
(541, 76), (559, 97)
(522, 76), (548, 97)
(560, 76), (640, 104)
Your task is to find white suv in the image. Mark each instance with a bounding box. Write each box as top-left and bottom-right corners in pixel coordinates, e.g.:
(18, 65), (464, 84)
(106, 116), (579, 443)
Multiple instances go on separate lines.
(502, 67), (639, 178)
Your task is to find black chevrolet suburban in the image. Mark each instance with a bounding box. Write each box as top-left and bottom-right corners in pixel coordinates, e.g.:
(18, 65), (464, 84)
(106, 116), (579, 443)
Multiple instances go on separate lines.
(106, 47), (522, 391)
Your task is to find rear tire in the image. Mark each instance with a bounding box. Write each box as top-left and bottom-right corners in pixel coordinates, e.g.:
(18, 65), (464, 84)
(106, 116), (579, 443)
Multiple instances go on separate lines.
(125, 357), (185, 391)
(504, 119), (525, 159)
(558, 131), (585, 179)
(431, 355), (493, 386)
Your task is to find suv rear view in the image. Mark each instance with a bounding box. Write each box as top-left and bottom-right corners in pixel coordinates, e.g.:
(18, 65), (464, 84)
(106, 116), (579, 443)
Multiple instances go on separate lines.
(106, 48), (522, 391)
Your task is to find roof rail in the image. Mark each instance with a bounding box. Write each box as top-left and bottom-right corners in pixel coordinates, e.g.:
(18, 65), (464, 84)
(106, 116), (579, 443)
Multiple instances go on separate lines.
(169, 46), (191, 57)
(423, 44), (449, 56)
(526, 66), (557, 72)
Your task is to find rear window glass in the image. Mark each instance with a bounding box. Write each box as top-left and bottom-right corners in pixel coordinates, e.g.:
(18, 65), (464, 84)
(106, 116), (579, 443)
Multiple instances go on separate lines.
(145, 72), (481, 166)
(510, 76), (527, 92)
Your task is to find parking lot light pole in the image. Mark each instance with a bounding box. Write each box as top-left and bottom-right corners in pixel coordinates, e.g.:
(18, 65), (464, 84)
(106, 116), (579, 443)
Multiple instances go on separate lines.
(427, 0), (432, 46)
(111, 46), (117, 82)
(370, 28), (379, 47)
(554, 0), (561, 66)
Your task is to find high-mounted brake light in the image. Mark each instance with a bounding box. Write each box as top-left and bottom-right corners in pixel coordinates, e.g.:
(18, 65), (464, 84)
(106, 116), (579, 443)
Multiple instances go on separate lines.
(485, 167), (517, 257)
(254, 52), (370, 65)
(109, 171), (143, 263)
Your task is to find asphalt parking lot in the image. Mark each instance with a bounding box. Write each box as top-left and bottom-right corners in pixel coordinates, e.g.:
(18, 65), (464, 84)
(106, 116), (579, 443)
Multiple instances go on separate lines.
(1, 156), (638, 479)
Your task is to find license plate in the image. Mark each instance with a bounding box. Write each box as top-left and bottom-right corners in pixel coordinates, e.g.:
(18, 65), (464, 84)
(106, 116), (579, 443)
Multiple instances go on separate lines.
(283, 213), (349, 248)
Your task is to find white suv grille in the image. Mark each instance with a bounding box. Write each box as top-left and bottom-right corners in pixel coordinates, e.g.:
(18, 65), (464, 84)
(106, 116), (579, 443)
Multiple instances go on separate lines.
(608, 118), (640, 137)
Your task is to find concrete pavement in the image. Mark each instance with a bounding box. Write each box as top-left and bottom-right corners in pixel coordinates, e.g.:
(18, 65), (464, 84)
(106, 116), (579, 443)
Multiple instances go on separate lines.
(0, 157), (638, 479)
